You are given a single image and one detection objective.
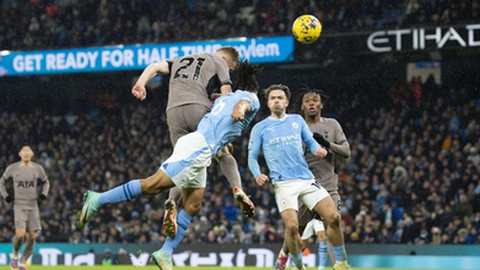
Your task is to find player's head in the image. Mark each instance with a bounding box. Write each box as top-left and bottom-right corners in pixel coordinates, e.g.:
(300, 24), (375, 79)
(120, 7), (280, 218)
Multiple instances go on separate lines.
(264, 84), (291, 117)
(216, 46), (240, 72)
(19, 145), (34, 162)
(234, 60), (263, 93)
(298, 85), (329, 118)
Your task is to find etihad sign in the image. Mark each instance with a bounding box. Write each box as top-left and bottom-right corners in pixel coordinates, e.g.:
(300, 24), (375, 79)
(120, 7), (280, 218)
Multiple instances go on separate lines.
(367, 24), (480, 52)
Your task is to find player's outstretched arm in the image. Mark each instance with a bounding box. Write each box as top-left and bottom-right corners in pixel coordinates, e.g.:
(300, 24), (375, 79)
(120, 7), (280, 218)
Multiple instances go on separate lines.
(132, 62), (169, 100)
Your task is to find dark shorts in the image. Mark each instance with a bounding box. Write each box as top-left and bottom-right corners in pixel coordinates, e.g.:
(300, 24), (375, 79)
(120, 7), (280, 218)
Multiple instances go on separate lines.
(166, 104), (210, 146)
(14, 206), (41, 232)
(298, 191), (341, 227)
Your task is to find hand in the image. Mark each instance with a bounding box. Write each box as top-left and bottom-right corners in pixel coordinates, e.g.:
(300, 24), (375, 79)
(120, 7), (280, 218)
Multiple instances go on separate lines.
(231, 109), (245, 121)
(313, 132), (330, 148)
(315, 147), (328, 159)
(5, 195), (12, 203)
(39, 194), (47, 201)
(131, 84), (147, 100)
(255, 174), (270, 186)
(210, 93), (221, 102)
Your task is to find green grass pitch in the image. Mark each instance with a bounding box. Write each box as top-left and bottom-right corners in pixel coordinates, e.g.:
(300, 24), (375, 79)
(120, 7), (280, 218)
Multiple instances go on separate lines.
(28, 267), (423, 270)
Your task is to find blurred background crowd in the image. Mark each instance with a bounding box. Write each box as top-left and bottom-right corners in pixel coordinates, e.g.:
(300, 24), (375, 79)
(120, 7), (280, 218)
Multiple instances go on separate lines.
(0, 0), (479, 247)
(1, 0), (479, 51)
(0, 76), (479, 245)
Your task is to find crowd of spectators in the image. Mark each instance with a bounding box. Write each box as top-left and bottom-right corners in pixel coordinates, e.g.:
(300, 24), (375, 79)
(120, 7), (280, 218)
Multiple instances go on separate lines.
(1, 0), (479, 51)
(0, 0), (479, 248)
(0, 76), (479, 246)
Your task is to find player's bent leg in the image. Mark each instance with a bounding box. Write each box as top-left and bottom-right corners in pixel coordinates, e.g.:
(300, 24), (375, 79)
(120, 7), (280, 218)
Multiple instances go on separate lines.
(312, 197), (343, 246)
(75, 169), (175, 230)
(313, 198), (350, 270)
(11, 232), (25, 270)
(140, 170), (176, 195)
(217, 151), (256, 218)
(182, 188), (205, 216)
(280, 209), (304, 269)
(160, 188), (202, 260)
(20, 233), (35, 266)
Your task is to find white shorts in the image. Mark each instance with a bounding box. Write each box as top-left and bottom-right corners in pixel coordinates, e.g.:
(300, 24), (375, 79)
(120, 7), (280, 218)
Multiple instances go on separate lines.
(160, 132), (213, 189)
(273, 179), (329, 213)
(301, 219), (324, 240)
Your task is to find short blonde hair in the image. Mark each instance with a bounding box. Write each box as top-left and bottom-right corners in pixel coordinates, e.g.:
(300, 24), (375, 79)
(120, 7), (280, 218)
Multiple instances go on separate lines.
(217, 46), (239, 63)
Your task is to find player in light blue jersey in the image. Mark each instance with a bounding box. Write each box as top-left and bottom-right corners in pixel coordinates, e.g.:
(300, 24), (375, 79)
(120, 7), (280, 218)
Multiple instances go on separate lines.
(248, 84), (351, 270)
(75, 61), (263, 270)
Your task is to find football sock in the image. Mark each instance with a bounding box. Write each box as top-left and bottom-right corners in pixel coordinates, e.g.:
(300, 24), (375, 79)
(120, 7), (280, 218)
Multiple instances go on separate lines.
(167, 187), (182, 204)
(318, 241), (328, 267)
(22, 238), (35, 264)
(218, 153), (242, 188)
(162, 210), (192, 254)
(98, 180), (141, 205)
(12, 236), (23, 254)
(290, 252), (303, 268)
(332, 245), (347, 262)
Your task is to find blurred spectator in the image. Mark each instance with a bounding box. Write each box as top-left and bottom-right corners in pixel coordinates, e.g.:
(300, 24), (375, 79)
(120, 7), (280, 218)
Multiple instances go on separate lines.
(1, 0), (479, 51)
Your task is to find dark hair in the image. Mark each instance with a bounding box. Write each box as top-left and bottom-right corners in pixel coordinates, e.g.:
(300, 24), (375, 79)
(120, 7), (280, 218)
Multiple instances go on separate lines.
(264, 84), (291, 100)
(294, 84), (330, 106)
(234, 60), (263, 92)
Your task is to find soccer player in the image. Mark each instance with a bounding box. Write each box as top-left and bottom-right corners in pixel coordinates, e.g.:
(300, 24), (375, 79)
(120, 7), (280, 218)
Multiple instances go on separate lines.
(0, 145), (50, 270)
(248, 84), (351, 270)
(131, 46), (255, 238)
(75, 61), (262, 270)
(274, 88), (351, 270)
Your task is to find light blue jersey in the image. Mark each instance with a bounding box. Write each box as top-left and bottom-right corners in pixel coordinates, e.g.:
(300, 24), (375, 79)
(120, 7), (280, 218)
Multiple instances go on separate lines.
(248, 114), (320, 183)
(197, 90), (260, 156)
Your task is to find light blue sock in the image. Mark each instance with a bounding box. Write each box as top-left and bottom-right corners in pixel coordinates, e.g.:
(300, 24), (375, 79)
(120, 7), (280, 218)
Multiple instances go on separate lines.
(162, 210), (192, 254)
(98, 180), (142, 205)
(290, 252), (303, 268)
(318, 241), (328, 267)
(333, 245), (347, 262)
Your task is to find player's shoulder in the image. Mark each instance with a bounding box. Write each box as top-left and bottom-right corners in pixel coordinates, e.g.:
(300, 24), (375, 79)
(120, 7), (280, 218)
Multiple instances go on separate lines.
(288, 113), (304, 119)
(287, 113), (306, 122)
(321, 116), (342, 126)
(31, 162), (44, 169)
(6, 161), (21, 169)
(253, 116), (271, 129)
(240, 90), (259, 102)
(235, 90), (259, 104)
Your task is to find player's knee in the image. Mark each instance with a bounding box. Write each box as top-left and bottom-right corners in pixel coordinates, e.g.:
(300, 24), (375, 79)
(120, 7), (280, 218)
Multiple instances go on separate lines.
(324, 212), (341, 229)
(183, 201), (201, 216)
(16, 232), (26, 239)
(141, 178), (164, 195)
(27, 232), (36, 239)
(285, 221), (299, 235)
